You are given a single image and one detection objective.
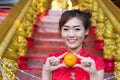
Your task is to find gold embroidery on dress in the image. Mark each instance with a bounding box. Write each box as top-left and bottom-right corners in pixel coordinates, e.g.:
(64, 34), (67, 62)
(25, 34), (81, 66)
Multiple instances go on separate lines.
(70, 72), (75, 80)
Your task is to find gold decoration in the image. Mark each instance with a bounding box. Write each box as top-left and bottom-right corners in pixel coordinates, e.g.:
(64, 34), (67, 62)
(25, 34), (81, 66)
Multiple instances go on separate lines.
(4, 36), (19, 61)
(0, 58), (18, 80)
(0, 0), (40, 79)
(78, 0), (93, 10)
(96, 9), (106, 23)
(113, 35), (120, 80)
(104, 39), (116, 58)
(113, 58), (120, 80)
(103, 20), (117, 58)
(18, 36), (27, 56)
(96, 23), (105, 39)
(51, 0), (72, 10)
(103, 21), (113, 39)
(92, 1), (98, 12)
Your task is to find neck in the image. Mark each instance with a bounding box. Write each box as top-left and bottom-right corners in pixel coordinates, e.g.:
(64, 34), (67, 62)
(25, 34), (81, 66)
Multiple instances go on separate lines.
(67, 46), (82, 54)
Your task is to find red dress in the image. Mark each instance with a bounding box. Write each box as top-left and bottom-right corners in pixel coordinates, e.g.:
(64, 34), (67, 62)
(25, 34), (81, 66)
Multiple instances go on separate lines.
(45, 47), (105, 80)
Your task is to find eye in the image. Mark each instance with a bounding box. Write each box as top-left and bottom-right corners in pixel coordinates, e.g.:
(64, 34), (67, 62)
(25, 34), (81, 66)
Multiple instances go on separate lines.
(62, 28), (69, 31)
(75, 28), (81, 31)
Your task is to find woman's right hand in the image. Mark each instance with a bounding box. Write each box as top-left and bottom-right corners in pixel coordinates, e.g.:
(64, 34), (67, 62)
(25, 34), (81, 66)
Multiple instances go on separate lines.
(44, 52), (67, 72)
(73, 53), (97, 74)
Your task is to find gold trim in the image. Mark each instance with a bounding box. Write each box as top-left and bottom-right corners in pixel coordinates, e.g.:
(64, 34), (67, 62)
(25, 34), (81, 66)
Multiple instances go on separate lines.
(96, 0), (120, 35)
(0, 0), (32, 57)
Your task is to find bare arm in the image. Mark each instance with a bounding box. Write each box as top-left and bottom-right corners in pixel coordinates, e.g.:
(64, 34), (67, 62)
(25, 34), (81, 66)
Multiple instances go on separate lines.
(42, 53), (67, 80)
(98, 69), (104, 80)
(42, 65), (52, 80)
(90, 69), (104, 80)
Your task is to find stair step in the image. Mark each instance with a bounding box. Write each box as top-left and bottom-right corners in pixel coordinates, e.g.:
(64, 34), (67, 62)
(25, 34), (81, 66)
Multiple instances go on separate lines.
(37, 24), (59, 29)
(27, 46), (65, 56)
(33, 31), (61, 38)
(34, 38), (63, 42)
(38, 15), (60, 23)
(33, 38), (65, 46)
(18, 56), (46, 70)
(37, 25), (59, 32)
(47, 9), (65, 16)
(37, 22), (59, 29)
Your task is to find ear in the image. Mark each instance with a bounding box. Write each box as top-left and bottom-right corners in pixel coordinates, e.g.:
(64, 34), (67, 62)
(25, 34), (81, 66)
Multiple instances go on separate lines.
(85, 29), (89, 36)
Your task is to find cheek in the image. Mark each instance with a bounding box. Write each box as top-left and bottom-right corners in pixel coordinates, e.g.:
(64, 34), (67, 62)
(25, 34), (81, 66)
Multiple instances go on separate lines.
(75, 31), (86, 37)
(61, 32), (68, 38)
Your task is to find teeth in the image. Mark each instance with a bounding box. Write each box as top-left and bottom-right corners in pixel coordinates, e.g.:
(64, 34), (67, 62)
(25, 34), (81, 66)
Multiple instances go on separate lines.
(69, 40), (76, 41)
(68, 39), (76, 44)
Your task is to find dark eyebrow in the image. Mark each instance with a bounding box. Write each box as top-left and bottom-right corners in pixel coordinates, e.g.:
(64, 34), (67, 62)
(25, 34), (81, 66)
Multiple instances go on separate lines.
(63, 25), (69, 27)
(63, 25), (80, 27)
(74, 25), (80, 27)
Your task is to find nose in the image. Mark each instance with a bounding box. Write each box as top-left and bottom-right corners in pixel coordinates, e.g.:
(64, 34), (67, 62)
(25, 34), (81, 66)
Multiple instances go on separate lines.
(68, 30), (75, 37)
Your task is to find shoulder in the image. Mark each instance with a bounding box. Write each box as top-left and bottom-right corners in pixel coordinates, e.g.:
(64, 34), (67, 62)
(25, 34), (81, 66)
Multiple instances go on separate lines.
(47, 49), (67, 57)
(87, 53), (102, 60)
(47, 52), (63, 57)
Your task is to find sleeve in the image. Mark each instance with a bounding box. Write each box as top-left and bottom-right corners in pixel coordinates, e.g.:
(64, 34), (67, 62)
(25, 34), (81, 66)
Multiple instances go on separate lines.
(43, 52), (60, 64)
(94, 56), (105, 71)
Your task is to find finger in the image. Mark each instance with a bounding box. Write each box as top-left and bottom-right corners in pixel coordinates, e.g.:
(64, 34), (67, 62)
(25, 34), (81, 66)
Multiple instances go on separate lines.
(48, 57), (54, 65)
(54, 60), (59, 66)
(57, 52), (68, 59)
(51, 59), (59, 66)
(49, 57), (59, 65)
(81, 59), (91, 66)
(46, 57), (52, 65)
(46, 57), (56, 65)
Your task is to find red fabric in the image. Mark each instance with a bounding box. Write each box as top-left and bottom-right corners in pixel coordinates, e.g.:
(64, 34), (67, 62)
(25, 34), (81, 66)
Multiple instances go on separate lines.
(45, 47), (105, 80)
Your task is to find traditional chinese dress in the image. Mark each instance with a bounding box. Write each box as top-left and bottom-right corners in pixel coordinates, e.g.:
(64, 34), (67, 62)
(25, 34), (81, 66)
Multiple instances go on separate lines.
(45, 47), (105, 80)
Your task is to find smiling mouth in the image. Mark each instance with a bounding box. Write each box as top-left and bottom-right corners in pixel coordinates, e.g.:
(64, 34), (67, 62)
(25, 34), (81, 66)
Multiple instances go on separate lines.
(67, 39), (77, 44)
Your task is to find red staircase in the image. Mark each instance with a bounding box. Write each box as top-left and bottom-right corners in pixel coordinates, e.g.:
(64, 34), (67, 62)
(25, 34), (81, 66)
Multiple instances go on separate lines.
(17, 10), (65, 80)
(17, 9), (113, 80)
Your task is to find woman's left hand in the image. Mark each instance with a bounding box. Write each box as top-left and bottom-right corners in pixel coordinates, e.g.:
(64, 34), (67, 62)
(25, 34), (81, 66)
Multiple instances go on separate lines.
(44, 52), (68, 72)
(73, 54), (97, 74)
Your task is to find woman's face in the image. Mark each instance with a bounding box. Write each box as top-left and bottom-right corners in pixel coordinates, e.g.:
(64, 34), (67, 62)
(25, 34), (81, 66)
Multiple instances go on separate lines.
(61, 17), (89, 51)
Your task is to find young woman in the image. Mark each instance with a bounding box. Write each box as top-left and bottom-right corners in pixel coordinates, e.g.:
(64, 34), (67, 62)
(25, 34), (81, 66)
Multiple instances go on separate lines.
(42, 9), (105, 80)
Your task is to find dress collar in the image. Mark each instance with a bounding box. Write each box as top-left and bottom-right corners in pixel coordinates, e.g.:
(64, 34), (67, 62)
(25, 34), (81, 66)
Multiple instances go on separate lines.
(63, 46), (88, 57)
(77, 47), (88, 57)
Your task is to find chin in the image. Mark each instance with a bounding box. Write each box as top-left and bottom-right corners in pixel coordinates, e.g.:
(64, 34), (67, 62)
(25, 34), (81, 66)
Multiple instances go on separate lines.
(67, 45), (78, 49)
